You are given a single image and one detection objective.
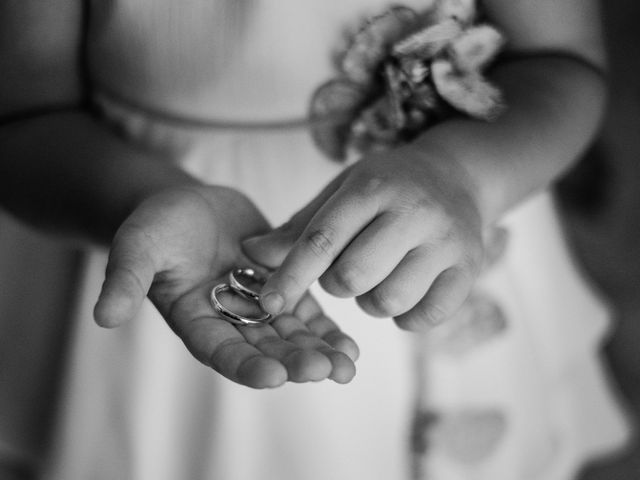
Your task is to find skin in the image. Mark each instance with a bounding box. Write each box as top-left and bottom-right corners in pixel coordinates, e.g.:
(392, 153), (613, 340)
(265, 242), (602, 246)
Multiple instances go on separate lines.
(0, 0), (358, 392)
(242, 0), (608, 332)
(0, 0), (607, 473)
(94, 185), (358, 387)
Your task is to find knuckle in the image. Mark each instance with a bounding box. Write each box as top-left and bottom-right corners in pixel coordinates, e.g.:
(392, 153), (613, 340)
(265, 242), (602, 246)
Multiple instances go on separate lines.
(120, 264), (148, 292)
(112, 224), (160, 265)
(348, 172), (387, 198)
(277, 272), (303, 298)
(393, 310), (422, 332)
(391, 193), (432, 219)
(359, 175), (387, 196)
(397, 301), (449, 332)
(460, 248), (483, 278)
(323, 263), (365, 296)
(106, 253), (146, 286)
(303, 227), (337, 258)
(435, 215), (460, 242)
(421, 301), (449, 326)
(366, 287), (405, 317)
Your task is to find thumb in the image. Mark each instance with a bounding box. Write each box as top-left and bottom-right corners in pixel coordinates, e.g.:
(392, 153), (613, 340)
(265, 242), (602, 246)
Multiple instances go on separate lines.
(241, 222), (299, 269)
(94, 226), (157, 328)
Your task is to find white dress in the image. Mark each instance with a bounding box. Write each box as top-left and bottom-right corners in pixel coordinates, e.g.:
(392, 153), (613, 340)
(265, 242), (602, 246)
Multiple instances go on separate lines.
(0, 1), (629, 479)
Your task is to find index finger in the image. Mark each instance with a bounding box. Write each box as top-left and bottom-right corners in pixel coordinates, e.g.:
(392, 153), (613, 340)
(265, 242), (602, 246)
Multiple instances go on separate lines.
(94, 224), (158, 328)
(259, 187), (379, 315)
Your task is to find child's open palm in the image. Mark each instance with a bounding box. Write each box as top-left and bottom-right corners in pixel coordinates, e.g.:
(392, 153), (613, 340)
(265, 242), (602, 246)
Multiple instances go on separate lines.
(93, 186), (358, 388)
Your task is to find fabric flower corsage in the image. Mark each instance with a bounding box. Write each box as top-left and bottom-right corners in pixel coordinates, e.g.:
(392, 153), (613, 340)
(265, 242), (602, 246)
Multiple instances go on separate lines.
(309, 0), (506, 161)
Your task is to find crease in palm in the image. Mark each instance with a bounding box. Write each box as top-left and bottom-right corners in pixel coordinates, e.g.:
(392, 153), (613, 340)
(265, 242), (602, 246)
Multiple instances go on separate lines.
(94, 185), (359, 389)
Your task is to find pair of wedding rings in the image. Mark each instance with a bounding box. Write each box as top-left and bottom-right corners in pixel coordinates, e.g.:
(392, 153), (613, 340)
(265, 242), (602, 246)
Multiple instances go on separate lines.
(210, 268), (273, 327)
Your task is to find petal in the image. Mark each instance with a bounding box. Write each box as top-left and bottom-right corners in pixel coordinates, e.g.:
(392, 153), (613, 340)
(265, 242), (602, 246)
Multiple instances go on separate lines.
(432, 58), (506, 120)
(341, 6), (420, 84)
(309, 79), (370, 160)
(356, 96), (404, 144)
(392, 19), (462, 59)
(450, 25), (505, 72)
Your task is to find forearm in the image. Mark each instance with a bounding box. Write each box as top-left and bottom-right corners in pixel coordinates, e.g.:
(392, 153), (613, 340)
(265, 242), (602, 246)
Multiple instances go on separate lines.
(412, 55), (606, 225)
(0, 109), (202, 243)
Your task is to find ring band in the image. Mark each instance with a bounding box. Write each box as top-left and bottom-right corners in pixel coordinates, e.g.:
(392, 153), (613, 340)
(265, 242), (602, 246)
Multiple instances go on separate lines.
(228, 267), (265, 301)
(210, 283), (272, 326)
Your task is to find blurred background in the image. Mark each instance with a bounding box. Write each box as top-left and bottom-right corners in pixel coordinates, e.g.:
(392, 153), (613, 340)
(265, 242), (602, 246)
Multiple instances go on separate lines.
(557, 0), (640, 477)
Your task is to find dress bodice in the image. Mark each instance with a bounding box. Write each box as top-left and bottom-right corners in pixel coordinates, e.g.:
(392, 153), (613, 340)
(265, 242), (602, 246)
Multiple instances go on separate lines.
(87, 0), (429, 123)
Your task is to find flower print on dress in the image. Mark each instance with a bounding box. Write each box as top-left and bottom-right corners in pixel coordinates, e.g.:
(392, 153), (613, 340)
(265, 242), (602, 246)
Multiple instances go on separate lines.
(411, 408), (507, 469)
(428, 292), (508, 358)
(309, 0), (506, 160)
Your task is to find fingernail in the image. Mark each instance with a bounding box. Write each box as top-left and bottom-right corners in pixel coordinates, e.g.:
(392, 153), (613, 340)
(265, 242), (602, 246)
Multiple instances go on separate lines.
(426, 308), (447, 327)
(261, 291), (285, 315)
(242, 235), (265, 248)
(242, 235), (262, 244)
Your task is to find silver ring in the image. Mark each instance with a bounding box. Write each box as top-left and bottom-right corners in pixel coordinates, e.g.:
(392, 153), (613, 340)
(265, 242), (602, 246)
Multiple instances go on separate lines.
(210, 283), (272, 327)
(228, 267), (265, 301)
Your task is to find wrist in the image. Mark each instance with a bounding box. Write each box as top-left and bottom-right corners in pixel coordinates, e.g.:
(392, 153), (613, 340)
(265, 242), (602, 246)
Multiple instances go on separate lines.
(406, 56), (609, 226)
(400, 139), (488, 226)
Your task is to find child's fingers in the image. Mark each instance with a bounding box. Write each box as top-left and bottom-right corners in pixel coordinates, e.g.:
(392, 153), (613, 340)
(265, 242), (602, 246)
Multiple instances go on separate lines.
(241, 171), (347, 268)
(239, 321), (333, 383)
(355, 245), (452, 318)
(291, 291), (324, 319)
(258, 188), (378, 316)
(304, 314), (360, 363)
(293, 292), (360, 363)
(94, 227), (157, 328)
(269, 314), (356, 384)
(319, 346), (356, 384)
(319, 212), (420, 298)
(182, 316), (288, 388)
(393, 267), (474, 331)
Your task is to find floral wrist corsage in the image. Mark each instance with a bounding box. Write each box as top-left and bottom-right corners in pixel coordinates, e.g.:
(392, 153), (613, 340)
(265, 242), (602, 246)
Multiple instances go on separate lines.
(309, 0), (506, 161)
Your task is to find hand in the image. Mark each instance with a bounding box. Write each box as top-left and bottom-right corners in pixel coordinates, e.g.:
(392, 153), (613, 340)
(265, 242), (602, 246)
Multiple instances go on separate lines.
(242, 146), (484, 331)
(93, 185), (358, 388)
